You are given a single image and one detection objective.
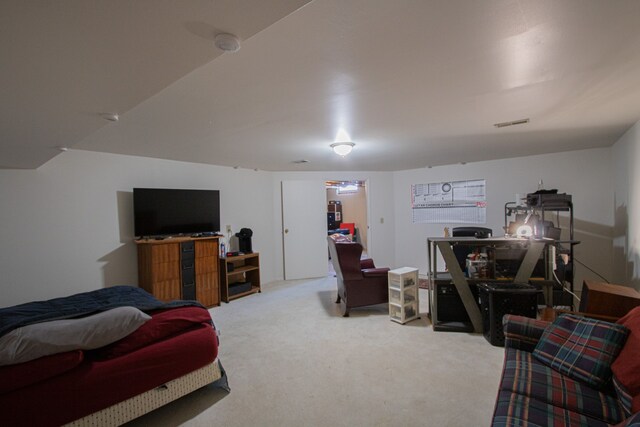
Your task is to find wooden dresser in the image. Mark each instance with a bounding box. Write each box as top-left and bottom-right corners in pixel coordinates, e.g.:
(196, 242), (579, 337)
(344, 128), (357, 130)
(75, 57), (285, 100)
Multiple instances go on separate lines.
(136, 236), (220, 307)
(579, 280), (640, 318)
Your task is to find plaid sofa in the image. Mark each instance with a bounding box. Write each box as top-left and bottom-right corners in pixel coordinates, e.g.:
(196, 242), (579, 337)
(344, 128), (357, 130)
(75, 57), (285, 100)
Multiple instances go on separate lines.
(492, 314), (639, 427)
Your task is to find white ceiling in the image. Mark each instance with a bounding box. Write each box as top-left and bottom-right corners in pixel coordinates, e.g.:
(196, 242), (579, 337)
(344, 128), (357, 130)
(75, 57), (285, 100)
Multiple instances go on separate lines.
(4, 0), (640, 171)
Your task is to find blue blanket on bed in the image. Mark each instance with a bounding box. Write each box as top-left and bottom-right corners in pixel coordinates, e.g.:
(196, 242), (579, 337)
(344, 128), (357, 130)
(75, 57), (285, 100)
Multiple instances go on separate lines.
(0, 286), (206, 338)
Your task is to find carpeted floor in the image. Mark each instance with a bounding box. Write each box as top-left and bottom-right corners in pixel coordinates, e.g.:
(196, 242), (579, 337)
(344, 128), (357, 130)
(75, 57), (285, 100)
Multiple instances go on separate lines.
(126, 274), (504, 427)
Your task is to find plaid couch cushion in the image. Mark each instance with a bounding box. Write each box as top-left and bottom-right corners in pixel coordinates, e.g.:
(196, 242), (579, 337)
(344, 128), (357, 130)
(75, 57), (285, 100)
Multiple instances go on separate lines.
(616, 412), (640, 427)
(492, 390), (610, 427)
(500, 348), (626, 424)
(533, 314), (629, 389)
(503, 314), (550, 352)
(614, 376), (635, 418)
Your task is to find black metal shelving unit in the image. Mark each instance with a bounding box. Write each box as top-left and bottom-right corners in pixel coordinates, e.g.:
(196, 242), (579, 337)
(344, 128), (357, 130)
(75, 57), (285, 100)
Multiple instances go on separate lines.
(504, 194), (578, 307)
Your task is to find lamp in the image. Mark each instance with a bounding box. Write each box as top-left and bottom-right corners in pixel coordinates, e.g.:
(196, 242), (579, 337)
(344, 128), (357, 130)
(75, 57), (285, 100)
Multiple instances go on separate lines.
(515, 210), (536, 238)
(330, 142), (355, 156)
(515, 224), (533, 238)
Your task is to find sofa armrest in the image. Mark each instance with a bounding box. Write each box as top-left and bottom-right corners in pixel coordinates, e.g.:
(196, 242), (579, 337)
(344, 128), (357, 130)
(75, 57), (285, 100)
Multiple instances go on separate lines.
(360, 258), (375, 269)
(362, 268), (390, 278)
(503, 315), (550, 352)
(554, 309), (621, 323)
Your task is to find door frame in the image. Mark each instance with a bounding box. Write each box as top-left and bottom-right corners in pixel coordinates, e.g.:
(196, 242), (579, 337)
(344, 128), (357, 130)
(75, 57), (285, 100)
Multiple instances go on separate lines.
(325, 179), (371, 254)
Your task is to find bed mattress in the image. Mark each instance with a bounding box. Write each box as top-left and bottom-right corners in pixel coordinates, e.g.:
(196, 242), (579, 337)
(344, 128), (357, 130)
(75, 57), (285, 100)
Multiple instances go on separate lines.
(1, 323), (218, 426)
(65, 358), (222, 426)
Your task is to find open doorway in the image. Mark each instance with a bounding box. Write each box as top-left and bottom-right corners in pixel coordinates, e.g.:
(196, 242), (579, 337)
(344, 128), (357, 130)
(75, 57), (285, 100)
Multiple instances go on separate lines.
(325, 180), (368, 255)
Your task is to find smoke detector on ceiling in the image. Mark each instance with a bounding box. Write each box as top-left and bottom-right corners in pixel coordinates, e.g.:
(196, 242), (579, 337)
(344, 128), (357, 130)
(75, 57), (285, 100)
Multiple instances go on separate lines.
(214, 33), (241, 53)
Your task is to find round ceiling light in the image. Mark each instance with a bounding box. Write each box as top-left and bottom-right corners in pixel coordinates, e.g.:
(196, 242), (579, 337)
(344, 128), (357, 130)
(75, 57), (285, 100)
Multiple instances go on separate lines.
(330, 142), (355, 156)
(214, 33), (241, 52)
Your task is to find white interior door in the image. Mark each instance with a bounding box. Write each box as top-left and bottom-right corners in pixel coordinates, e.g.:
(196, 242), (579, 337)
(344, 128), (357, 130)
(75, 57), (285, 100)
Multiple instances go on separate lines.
(281, 180), (327, 280)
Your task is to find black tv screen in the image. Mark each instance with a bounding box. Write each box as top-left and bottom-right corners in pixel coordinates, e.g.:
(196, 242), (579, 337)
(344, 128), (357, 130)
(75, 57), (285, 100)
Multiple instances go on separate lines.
(133, 188), (220, 237)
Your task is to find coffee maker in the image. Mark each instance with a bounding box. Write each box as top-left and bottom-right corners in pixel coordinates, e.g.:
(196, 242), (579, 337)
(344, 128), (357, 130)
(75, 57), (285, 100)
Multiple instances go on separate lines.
(235, 228), (253, 253)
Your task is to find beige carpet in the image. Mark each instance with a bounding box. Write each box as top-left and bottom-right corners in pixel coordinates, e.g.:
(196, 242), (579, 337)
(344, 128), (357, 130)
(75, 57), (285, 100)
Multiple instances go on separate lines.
(126, 275), (505, 427)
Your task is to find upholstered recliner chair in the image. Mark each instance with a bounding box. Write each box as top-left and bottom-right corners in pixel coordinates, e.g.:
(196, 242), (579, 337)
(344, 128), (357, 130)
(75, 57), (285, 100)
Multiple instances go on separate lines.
(327, 236), (390, 317)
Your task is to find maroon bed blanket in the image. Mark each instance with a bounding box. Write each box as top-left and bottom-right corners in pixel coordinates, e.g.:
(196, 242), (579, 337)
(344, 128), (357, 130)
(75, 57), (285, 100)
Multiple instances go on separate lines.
(0, 305), (219, 426)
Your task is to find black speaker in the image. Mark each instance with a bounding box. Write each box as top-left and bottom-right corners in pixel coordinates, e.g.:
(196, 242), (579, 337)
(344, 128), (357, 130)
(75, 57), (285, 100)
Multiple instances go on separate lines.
(437, 283), (472, 321)
(434, 282), (480, 332)
(327, 213), (339, 230)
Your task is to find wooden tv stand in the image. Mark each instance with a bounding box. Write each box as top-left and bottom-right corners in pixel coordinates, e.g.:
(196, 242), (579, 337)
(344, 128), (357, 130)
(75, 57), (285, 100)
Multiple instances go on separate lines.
(135, 236), (220, 307)
(219, 252), (261, 303)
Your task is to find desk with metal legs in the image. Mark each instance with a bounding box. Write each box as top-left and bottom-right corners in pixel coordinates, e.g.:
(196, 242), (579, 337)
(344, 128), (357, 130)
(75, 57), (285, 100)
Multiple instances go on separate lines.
(427, 237), (553, 333)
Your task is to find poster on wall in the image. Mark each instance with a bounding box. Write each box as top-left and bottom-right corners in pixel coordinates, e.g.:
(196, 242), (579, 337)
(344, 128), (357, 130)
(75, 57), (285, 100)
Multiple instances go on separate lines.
(411, 179), (486, 224)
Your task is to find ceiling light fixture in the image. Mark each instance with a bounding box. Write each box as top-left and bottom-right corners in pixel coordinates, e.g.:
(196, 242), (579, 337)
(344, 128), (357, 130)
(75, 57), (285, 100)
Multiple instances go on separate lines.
(337, 183), (358, 194)
(330, 142), (355, 156)
(214, 33), (241, 52)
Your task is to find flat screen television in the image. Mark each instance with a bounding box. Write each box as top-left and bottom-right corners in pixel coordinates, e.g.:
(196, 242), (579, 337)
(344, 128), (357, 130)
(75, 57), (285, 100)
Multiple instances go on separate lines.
(133, 188), (220, 237)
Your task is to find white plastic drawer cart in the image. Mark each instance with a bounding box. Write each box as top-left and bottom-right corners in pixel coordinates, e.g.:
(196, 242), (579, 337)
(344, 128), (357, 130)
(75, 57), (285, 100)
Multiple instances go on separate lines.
(388, 267), (420, 324)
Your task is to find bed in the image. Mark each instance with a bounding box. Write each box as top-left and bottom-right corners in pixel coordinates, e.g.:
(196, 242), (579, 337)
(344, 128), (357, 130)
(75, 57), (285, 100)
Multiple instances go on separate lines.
(0, 286), (227, 426)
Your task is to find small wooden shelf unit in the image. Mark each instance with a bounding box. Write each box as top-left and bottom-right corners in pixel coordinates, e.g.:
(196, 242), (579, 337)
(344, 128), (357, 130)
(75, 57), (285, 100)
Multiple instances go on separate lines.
(219, 252), (261, 302)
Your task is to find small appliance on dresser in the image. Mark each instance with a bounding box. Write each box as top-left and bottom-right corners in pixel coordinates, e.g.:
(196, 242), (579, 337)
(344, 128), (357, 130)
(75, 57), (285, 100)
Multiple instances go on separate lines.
(235, 228), (253, 253)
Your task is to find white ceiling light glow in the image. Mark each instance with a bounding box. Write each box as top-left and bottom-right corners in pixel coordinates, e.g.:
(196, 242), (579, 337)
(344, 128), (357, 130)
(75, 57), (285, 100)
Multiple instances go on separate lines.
(331, 142), (355, 156)
(337, 183), (358, 194)
(331, 128), (355, 156)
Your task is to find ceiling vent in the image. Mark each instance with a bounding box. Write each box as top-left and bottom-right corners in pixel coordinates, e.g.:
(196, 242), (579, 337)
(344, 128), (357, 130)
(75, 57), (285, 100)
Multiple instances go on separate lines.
(494, 118), (530, 128)
(101, 113), (119, 122)
(292, 159), (310, 164)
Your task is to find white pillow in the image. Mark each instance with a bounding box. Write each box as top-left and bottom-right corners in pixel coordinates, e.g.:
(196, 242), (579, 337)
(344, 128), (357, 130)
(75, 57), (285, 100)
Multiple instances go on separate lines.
(0, 306), (151, 366)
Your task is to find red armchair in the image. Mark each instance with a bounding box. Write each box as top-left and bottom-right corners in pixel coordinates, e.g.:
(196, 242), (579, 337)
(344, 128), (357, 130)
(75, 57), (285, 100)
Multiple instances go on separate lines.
(327, 237), (390, 317)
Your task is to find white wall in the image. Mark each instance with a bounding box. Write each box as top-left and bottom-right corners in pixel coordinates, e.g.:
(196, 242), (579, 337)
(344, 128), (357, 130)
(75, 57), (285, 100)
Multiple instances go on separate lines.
(612, 120), (640, 288)
(393, 148), (615, 296)
(0, 150), (275, 307)
(0, 146), (619, 307)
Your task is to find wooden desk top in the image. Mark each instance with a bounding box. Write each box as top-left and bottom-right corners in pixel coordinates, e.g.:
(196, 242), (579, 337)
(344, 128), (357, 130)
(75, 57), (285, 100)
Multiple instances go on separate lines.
(583, 280), (640, 298)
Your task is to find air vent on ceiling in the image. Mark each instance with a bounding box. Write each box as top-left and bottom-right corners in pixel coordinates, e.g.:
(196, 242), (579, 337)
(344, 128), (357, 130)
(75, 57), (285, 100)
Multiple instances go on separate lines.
(494, 118), (530, 128)
(292, 159), (310, 164)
